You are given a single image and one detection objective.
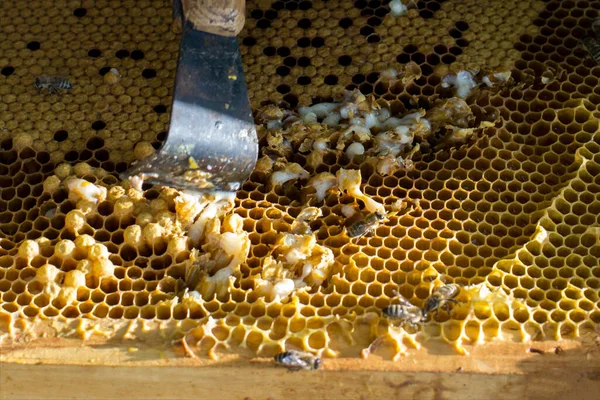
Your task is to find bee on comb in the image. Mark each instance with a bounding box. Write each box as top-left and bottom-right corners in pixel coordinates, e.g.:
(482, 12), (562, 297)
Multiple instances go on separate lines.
(34, 75), (73, 95)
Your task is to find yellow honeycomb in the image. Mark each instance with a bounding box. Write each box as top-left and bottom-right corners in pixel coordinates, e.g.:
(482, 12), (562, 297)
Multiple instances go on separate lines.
(1, 0), (600, 360)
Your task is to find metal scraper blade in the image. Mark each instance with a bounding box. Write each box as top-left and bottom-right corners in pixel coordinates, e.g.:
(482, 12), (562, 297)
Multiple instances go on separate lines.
(120, 19), (258, 193)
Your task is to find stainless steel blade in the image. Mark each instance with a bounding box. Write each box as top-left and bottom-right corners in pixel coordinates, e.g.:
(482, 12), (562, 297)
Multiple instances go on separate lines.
(120, 19), (257, 193)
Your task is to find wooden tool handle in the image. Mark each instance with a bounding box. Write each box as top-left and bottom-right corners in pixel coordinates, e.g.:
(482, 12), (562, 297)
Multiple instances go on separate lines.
(181, 0), (245, 37)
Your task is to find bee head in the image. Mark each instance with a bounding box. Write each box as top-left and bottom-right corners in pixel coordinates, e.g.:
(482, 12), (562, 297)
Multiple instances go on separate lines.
(34, 77), (40, 88)
(313, 358), (322, 370)
(374, 211), (386, 220)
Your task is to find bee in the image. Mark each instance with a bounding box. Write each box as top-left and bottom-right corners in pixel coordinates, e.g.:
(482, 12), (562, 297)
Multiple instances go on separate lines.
(274, 350), (321, 372)
(382, 293), (424, 329)
(582, 36), (600, 64)
(593, 17), (600, 40)
(34, 75), (73, 95)
(423, 283), (461, 319)
(346, 211), (385, 239)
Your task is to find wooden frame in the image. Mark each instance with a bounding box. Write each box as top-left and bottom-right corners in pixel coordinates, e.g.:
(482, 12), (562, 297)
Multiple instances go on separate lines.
(2, 338), (600, 399)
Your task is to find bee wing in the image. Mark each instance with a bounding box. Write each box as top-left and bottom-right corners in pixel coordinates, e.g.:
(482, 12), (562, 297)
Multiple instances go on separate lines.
(395, 294), (414, 307)
(390, 289), (411, 302)
(295, 350), (320, 369)
(433, 283), (459, 296)
(449, 283), (461, 297)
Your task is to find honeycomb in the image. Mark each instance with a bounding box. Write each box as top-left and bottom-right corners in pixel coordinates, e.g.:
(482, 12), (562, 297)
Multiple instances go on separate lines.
(1, 0), (600, 360)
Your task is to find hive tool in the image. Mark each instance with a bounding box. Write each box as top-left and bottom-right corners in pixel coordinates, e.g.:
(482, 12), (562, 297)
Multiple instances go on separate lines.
(121, 0), (257, 193)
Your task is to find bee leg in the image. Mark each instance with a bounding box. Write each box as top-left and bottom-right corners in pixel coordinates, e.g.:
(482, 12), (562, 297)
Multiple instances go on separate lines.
(351, 235), (366, 244)
(286, 367), (301, 373)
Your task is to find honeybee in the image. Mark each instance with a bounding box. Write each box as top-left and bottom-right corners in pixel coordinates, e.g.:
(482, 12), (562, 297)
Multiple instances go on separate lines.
(274, 350), (321, 371)
(382, 293), (424, 329)
(582, 36), (600, 63)
(423, 283), (461, 319)
(34, 75), (73, 95)
(346, 211), (385, 239)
